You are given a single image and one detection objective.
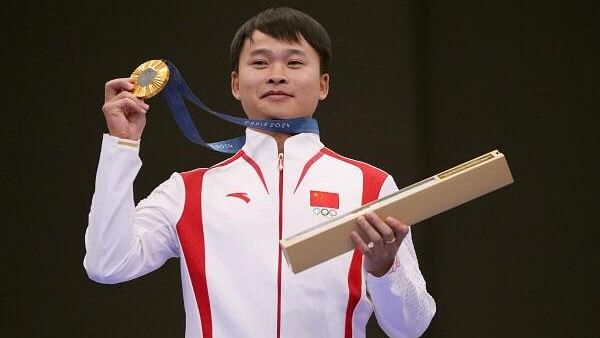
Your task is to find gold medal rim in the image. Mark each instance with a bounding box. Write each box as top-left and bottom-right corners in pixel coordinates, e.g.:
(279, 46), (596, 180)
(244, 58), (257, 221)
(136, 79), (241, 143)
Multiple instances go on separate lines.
(130, 59), (170, 99)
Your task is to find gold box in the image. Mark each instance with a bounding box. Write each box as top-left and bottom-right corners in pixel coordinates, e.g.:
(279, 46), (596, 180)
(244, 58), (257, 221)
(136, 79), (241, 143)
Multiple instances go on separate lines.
(280, 150), (514, 273)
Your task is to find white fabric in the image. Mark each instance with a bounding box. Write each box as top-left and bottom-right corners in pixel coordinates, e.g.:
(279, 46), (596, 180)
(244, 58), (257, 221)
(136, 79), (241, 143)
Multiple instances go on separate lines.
(84, 129), (435, 338)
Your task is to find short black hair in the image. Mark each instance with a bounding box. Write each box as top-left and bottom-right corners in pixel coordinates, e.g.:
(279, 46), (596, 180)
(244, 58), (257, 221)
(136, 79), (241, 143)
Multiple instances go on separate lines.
(230, 7), (332, 74)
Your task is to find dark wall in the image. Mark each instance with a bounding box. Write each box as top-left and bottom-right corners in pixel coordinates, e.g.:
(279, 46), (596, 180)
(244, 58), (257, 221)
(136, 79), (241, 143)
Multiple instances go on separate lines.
(419, 1), (597, 337)
(5, 1), (596, 337)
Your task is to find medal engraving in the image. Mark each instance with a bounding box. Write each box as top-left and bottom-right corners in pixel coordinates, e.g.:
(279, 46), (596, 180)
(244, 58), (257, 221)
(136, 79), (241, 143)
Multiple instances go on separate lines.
(138, 68), (158, 86)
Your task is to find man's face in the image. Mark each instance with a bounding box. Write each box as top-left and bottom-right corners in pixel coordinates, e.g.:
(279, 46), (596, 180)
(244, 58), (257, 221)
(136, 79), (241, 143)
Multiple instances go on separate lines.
(231, 30), (329, 120)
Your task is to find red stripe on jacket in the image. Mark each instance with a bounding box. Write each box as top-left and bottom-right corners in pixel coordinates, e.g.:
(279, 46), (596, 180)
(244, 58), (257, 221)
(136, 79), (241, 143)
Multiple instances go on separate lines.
(178, 168), (212, 338)
(321, 148), (388, 338)
(176, 151), (247, 338)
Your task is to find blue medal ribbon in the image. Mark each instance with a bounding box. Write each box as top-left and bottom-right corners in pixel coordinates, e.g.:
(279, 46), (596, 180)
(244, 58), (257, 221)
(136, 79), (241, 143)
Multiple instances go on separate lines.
(162, 60), (319, 153)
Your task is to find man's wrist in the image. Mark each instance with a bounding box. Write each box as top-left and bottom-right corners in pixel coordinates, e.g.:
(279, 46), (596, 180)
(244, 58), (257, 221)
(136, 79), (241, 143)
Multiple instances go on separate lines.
(368, 257), (396, 278)
(368, 256), (400, 278)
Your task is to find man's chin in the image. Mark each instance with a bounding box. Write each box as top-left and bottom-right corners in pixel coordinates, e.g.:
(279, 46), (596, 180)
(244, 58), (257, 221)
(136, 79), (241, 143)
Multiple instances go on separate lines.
(249, 112), (313, 121)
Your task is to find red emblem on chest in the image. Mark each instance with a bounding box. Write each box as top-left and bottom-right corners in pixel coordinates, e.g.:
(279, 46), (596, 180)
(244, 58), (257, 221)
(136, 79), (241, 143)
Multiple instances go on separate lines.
(310, 190), (339, 209)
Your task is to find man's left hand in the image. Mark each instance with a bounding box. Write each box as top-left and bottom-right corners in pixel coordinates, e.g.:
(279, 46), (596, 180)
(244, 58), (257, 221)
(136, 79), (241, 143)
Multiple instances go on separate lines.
(350, 212), (410, 277)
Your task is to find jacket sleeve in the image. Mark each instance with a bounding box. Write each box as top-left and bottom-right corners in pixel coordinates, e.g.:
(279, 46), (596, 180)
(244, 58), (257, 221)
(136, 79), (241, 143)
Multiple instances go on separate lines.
(83, 134), (184, 284)
(365, 175), (436, 338)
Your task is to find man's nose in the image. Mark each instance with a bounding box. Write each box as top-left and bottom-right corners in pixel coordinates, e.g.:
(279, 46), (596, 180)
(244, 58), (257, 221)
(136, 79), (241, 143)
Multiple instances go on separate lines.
(267, 64), (288, 84)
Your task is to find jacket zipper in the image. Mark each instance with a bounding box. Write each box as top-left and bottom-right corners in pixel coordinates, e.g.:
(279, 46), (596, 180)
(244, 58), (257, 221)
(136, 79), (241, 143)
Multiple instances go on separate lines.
(276, 152), (284, 338)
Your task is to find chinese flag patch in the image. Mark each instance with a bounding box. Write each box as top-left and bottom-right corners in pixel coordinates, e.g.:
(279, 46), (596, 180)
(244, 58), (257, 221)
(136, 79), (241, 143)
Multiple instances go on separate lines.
(310, 190), (339, 209)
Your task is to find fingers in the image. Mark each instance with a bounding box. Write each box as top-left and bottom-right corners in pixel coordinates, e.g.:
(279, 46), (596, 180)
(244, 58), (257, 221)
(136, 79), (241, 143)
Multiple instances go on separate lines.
(365, 213), (397, 244)
(384, 216), (410, 243)
(356, 213), (409, 248)
(114, 91), (148, 111)
(101, 77), (149, 140)
(104, 78), (135, 101)
(354, 213), (409, 277)
(103, 91), (149, 116)
(357, 215), (385, 249)
(351, 231), (374, 257)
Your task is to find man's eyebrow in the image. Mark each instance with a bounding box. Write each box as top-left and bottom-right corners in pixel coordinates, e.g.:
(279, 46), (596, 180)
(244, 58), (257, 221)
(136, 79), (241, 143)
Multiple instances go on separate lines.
(248, 48), (307, 57)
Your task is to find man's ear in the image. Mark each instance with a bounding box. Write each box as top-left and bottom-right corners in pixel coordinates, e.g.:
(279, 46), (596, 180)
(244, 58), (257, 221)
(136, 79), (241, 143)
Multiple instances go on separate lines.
(319, 73), (330, 100)
(231, 71), (240, 100)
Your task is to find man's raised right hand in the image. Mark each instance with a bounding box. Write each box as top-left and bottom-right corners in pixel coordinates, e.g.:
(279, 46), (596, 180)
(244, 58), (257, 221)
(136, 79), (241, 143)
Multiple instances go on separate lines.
(102, 78), (150, 141)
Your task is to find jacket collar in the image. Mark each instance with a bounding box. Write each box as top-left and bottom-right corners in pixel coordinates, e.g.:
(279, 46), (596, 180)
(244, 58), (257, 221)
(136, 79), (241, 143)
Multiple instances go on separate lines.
(241, 128), (324, 186)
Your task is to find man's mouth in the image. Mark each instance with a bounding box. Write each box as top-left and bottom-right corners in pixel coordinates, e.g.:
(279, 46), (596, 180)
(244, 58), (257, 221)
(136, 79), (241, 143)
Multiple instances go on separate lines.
(261, 90), (293, 98)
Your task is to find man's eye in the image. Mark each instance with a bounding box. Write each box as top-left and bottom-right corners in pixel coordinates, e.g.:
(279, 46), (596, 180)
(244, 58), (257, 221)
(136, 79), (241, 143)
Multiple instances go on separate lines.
(288, 60), (304, 67)
(252, 60), (267, 66)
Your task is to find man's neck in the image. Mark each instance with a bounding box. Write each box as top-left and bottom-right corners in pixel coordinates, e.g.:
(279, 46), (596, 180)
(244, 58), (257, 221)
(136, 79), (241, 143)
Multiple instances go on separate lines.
(251, 128), (290, 153)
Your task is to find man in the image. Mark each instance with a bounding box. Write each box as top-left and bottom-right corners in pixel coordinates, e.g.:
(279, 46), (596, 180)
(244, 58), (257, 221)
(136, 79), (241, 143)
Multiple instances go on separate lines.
(85, 7), (435, 338)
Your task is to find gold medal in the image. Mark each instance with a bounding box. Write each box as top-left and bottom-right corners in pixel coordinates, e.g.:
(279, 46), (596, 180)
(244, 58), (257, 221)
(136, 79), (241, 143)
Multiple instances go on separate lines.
(130, 59), (170, 99)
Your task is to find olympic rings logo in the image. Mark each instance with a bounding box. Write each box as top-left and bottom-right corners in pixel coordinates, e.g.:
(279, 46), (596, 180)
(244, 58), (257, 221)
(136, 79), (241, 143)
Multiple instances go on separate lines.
(313, 207), (338, 219)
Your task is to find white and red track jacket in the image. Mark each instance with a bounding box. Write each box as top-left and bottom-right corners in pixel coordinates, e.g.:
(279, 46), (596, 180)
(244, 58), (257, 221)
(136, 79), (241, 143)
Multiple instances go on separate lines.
(84, 129), (435, 338)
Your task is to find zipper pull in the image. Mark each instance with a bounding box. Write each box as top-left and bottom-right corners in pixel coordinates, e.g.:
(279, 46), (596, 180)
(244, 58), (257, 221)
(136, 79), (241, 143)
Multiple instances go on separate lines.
(278, 153), (284, 171)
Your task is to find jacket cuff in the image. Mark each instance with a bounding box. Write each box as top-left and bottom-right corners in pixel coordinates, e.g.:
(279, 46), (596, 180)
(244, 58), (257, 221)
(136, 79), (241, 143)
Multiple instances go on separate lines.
(102, 133), (141, 152)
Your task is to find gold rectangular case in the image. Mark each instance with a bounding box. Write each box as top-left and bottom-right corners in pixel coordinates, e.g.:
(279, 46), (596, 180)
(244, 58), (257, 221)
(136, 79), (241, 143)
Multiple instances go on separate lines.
(280, 150), (514, 273)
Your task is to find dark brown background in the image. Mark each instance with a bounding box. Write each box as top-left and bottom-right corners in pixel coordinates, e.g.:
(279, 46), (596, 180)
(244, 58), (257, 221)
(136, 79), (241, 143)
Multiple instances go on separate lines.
(4, 0), (597, 337)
